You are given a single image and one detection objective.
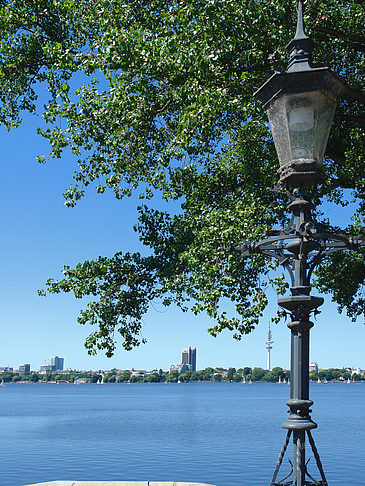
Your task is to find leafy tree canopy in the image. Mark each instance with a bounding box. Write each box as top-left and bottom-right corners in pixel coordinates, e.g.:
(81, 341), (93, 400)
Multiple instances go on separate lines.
(0, 0), (364, 356)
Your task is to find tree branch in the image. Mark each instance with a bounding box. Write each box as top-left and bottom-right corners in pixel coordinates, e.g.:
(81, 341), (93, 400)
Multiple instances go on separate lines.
(311, 24), (365, 52)
(155, 98), (173, 114)
(343, 85), (365, 105)
(342, 114), (365, 126)
(328, 178), (355, 190)
(325, 145), (346, 166)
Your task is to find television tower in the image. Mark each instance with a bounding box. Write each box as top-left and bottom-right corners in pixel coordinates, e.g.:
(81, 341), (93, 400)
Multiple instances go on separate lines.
(266, 322), (273, 371)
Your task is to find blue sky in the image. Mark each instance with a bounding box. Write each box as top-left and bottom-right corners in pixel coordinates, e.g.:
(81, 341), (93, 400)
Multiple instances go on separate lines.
(1, 110), (364, 373)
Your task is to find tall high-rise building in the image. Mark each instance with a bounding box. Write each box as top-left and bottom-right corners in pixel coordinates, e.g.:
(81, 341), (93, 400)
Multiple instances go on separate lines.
(50, 356), (64, 371)
(41, 356), (64, 372)
(181, 347), (196, 371)
(266, 322), (274, 371)
(19, 364), (31, 375)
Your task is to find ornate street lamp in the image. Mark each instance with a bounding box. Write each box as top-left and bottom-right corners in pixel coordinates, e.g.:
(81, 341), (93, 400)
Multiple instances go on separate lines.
(254, 0), (347, 189)
(230, 2), (364, 485)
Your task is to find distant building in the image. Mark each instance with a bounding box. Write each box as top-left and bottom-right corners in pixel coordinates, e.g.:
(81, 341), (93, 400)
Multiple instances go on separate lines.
(265, 322), (274, 371)
(214, 367), (227, 373)
(41, 356), (64, 372)
(51, 356), (64, 371)
(169, 364), (189, 374)
(181, 347), (196, 371)
(130, 369), (147, 377)
(0, 367), (13, 373)
(309, 363), (318, 373)
(74, 378), (90, 384)
(346, 367), (365, 376)
(169, 347), (197, 375)
(40, 365), (53, 372)
(19, 364), (31, 375)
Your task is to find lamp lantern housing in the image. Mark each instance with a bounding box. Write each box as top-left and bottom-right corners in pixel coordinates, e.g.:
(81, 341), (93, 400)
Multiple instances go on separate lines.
(254, 1), (347, 188)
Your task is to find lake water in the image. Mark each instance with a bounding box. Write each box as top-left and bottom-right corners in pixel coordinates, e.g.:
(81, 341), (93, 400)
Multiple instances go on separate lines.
(0, 382), (364, 486)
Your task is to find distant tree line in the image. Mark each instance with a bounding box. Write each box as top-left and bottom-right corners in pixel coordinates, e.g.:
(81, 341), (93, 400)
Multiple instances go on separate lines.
(2, 367), (363, 384)
(309, 368), (364, 382)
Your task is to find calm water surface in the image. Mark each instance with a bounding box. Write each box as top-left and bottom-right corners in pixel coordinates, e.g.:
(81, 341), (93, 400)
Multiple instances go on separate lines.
(0, 382), (364, 486)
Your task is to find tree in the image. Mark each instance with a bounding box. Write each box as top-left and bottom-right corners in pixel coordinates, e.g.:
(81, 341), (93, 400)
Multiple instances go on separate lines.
(168, 370), (179, 383)
(203, 367), (214, 381)
(116, 370), (131, 382)
(243, 367), (253, 377)
(1, 372), (13, 383)
(227, 367), (236, 381)
(251, 367), (267, 382)
(143, 373), (160, 383)
(271, 367), (284, 381)
(188, 371), (199, 381)
(261, 371), (276, 382)
(180, 370), (193, 382)
(0, 0), (364, 356)
(309, 371), (318, 382)
(261, 368), (285, 382)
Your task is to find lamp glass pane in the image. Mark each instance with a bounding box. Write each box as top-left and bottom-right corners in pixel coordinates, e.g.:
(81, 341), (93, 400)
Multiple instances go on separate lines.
(267, 89), (337, 170)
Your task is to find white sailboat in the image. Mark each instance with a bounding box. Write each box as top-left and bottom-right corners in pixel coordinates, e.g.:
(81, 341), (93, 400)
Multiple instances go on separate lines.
(0, 379), (6, 387)
(242, 376), (246, 384)
(317, 378), (321, 384)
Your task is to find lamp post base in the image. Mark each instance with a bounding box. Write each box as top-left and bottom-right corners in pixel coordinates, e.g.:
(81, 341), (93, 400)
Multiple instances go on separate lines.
(270, 430), (327, 486)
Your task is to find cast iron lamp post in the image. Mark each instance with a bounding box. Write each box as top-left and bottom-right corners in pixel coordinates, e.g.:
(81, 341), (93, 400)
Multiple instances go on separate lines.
(231, 2), (364, 485)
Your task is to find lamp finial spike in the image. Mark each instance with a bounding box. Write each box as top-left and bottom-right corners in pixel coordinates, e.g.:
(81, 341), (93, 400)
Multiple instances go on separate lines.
(294, 0), (308, 41)
(286, 0), (314, 72)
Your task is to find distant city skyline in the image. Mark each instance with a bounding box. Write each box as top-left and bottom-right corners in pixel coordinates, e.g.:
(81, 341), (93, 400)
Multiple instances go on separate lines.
(1, 117), (364, 373)
(1, 347), (364, 374)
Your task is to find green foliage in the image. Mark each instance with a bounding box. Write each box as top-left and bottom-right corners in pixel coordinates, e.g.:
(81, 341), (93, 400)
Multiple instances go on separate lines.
(168, 370), (179, 382)
(242, 367), (252, 377)
(117, 370), (131, 382)
(262, 367), (283, 382)
(2, 368), (363, 383)
(1, 372), (13, 383)
(0, 0), (364, 355)
(315, 251), (365, 321)
(227, 367), (236, 380)
(251, 367), (267, 381)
